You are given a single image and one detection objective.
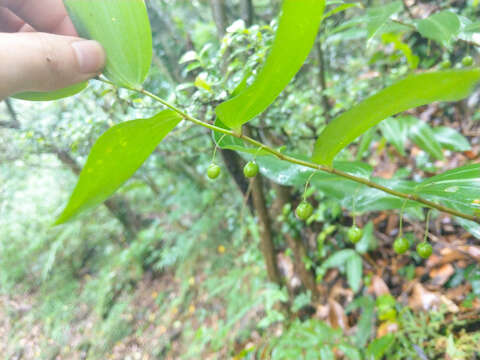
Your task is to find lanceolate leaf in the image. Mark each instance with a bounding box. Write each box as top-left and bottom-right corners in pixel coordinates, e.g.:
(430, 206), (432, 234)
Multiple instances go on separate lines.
(366, 334), (395, 360)
(366, 1), (403, 40)
(12, 82), (87, 101)
(313, 69), (480, 165)
(416, 11), (461, 46)
(379, 117), (407, 156)
(64, 0), (153, 88)
(432, 126), (471, 152)
(215, 0), (325, 130)
(406, 117), (444, 160)
(346, 253), (363, 293)
(55, 110), (182, 224)
(415, 164), (480, 216)
(323, 3), (361, 20)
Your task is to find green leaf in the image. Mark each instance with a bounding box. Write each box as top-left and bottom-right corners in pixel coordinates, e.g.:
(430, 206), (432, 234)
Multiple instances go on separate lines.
(366, 1), (403, 40)
(432, 126), (471, 152)
(64, 0), (153, 88)
(379, 117), (407, 156)
(416, 10), (461, 46)
(463, 20), (480, 33)
(415, 164), (480, 217)
(381, 33), (419, 69)
(337, 344), (362, 360)
(319, 345), (335, 360)
(323, 3), (362, 20)
(366, 334), (395, 360)
(55, 110), (181, 224)
(406, 117), (444, 160)
(312, 69), (480, 165)
(215, 0), (325, 130)
(355, 127), (376, 161)
(322, 249), (356, 269)
(456, 219), (480, 240)
(355, 221), (376, 254)
(12, 82), (87, 101)
(354, 297), (375, 347)
(194, 75), (212, 92)
(229, 145), (419, 213)
(346, 253), (363, 293)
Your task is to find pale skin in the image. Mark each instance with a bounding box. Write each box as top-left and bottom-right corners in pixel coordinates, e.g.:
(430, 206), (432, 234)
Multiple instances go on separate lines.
(0, 0), (105, 100)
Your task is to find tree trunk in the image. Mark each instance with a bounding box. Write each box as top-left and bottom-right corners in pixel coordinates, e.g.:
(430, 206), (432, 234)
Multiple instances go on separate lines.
(210, 0), (227, 38)
(220, 149), (254, 212)
(251, 174), (282, 284)
(285, 233), (319, 301)
(270, 183), (291, 219)
(316, 40), (331, 123)
(241, 0), (254, 26)
(1, 99), (20, 129)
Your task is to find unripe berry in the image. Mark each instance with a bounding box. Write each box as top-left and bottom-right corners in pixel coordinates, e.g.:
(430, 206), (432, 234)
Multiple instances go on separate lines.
(393, 237), (410, 254)
(440, 60), (451, 69)
(347, 226), (363, 244)
(207, 163), (221, 179)
(243, 161), (259, 178)
(296, 201), (314, 221)
(462, 56), (474, 67)
(416, 242), (433, 259)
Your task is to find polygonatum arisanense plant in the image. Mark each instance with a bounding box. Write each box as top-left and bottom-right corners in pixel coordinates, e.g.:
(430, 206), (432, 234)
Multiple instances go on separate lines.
(13, 0), (480, 239)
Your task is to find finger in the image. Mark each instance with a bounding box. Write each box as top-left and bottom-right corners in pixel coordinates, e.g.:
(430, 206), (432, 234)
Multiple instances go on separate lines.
(0, 0), (77, 36)
(0, 32), (105, 99)
(0, 7), (25, 32)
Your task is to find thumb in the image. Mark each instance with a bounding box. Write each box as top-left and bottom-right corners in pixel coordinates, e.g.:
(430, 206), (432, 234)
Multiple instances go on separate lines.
(0, 32), (105, 98)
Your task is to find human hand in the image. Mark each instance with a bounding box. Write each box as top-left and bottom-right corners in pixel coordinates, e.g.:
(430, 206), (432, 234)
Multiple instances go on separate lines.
(0, 0), (105, 99)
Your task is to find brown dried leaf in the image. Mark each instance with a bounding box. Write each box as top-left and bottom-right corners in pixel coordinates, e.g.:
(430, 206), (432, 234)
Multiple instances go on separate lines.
(327, 299), (349, 331)
(439, 295), (459, 313)
(463, 245), (480, 261)
(464, 149), (478, 160)
(446, 284), (470, 303)
(368, 275), (390, 297)
(430, 264), (455, 286)
(315, 304), (330, 321)
(330, 279), (354, 302)
(409, 283), (440, 311)
(376, 321), (399, 338)
(277, 253), (301, 290)
(425, 254), (442, 268)
(324, 268), (340, 283)
(433, 248), (467, 265)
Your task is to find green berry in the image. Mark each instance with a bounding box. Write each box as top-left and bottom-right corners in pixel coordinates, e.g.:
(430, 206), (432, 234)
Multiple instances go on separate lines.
(462, 56), (474, 67)
(416, 242), (433, 259)
(207, 164), (221, 179)
(347, 226), (363, 244)
(243, 161), (259, 178)
(296, 201), (314, 220)
(393, 237), (410, 254)
(440, 60), (451, 69)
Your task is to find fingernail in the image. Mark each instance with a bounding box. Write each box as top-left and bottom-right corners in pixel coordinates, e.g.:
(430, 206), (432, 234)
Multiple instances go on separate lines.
(72, 40), (105, 74)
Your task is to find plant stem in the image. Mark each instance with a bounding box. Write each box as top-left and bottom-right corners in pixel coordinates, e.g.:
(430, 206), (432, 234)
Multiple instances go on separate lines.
(98, 78), (480, 224)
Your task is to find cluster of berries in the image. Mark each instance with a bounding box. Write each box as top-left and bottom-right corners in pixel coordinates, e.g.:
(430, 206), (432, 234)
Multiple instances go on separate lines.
(295, 201), (433, 259)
